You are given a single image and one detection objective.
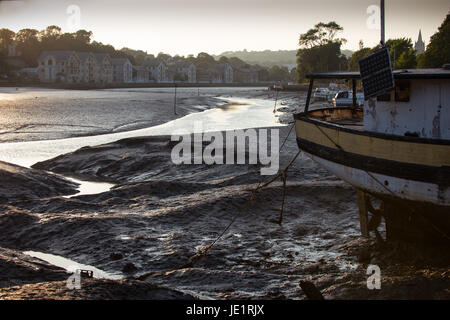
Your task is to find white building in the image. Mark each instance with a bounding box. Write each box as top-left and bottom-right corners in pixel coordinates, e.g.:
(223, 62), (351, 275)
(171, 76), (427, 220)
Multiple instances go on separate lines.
(111, 58), (133, 83)
(143, 59), (168, 83)
(38, 51), (81, 83)
(38, 50), (113, 84)
(214, 63), (233, 83)
(171, 61), (196, 83)
(93, 53), (113, 84)
(133, 65), (149, 83)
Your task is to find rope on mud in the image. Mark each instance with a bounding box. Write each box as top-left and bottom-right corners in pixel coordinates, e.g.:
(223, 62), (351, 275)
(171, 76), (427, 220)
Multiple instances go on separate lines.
(253, 122), (295, 190)
(181, 150), (302, 268)
(136, 150), (302, 281)
(181, 123), (300, 268)
(312, 124), (450, 241)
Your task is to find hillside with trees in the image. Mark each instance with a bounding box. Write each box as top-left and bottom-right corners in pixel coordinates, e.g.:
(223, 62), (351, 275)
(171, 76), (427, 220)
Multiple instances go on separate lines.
(215, 49), (353, 69)
(214, 50), (297, 68)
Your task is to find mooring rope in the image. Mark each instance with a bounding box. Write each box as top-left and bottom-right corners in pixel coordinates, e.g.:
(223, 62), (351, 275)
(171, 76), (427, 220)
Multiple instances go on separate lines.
(136, 130), (302, 281)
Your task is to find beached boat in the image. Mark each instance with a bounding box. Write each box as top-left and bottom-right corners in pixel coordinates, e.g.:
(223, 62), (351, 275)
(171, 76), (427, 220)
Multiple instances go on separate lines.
(294, 68), (450, 243)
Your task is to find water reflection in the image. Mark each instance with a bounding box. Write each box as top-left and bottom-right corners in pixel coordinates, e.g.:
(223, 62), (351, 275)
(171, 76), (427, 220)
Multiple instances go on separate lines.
(0, 97), (284, 168)
(24, 251), (123, 280)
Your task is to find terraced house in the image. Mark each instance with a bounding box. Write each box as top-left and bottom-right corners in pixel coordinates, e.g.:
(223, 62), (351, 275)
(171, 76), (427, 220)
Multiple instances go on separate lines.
(111, 58), (133, 83)
(38, 50), (113, 84)
(167, 61), (196, 83)
(142, 59), (168, 83)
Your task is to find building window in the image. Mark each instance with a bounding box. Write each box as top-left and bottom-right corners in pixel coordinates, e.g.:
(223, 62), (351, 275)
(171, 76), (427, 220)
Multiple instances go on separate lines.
(395, 80), (410, 102)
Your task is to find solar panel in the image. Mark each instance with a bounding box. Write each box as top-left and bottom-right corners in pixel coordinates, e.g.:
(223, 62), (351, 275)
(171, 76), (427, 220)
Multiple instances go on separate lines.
(359, 48), (394, 99)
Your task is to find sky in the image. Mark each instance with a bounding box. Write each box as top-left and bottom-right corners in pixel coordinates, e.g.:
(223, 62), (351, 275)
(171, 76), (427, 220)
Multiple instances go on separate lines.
(0, 0), (449, 56)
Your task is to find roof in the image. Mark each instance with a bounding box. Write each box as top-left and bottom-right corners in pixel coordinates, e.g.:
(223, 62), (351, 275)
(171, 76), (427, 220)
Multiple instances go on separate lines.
(174, 61), (194, 68)
(211, 63), (232, 72)
(142, 59), (165, 68)
(111, 58), (131, 66)
(93, 53), (110, 63)
(75, 52), (92, 62)
(38, 51), (74, 61)
(307, 68), (450, 80)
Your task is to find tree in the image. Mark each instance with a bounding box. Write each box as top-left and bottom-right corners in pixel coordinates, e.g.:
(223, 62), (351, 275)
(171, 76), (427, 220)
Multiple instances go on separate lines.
(39, 25), (62, 50)
(0, 28), (15, 55)
(417, 13), (450, 68)
(156, 52), (171, 62)
(40, 25), (62, 40)
(15, 28), (40, 66)
(74, 30), (92, 45)
(348, 47), (374, 71)
(297, 22), (347, 82)
(299, 21), (345, 48)
(267, 65), (290, 81)
(218, 56), (229, 64)
(195, 52), (216, 69)
(386, 38), (416, 69)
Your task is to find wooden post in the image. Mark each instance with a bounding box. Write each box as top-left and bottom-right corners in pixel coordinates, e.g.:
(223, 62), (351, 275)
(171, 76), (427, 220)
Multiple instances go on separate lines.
(304, 78), (314, 113)
(357, 190), (370, 237)
(273, 88), (279, 113)
(174, 84), (177, 115)
(352, 79), (357, 107)
(380, 0), (385, 45)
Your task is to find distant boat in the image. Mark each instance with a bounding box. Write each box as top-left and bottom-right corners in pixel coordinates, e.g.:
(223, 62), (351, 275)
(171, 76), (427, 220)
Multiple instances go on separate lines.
(294, 68), (450, 243)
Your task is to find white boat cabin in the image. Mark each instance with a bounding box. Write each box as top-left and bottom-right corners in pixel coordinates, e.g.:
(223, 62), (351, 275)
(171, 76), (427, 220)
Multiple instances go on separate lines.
(364, 68), (450, 140)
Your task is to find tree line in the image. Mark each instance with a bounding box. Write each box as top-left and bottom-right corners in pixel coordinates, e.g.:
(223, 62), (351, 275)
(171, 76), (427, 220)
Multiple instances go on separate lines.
(297, 14), (450, 83)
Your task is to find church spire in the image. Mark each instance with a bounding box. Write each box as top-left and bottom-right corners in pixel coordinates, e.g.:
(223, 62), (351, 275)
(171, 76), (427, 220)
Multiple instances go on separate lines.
(414, 29), (425, 55)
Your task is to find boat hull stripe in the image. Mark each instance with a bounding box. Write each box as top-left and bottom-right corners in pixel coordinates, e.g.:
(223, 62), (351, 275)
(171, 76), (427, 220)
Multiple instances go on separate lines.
(296, 137), (450, 187)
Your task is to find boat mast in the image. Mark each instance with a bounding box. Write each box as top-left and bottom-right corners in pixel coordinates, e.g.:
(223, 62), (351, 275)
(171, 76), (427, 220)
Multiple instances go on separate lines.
(380, 0), (385, 46)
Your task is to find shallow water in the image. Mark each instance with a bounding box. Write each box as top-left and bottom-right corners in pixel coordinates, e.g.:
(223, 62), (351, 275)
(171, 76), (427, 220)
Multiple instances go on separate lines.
(0, 96), (284, 168)
(0, 87), (269, 143)
(62, 176), (115, 198)
(23, 251), (123, 280)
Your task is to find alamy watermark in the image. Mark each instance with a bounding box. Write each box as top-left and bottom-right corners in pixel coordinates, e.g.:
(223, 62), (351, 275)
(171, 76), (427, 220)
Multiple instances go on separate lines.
(66, 4), (81, 32)
(66, 266), (81, 290)
(366, 5), (380, 30)
(366, 264), (381, 290)
(170, 122), (280, 175)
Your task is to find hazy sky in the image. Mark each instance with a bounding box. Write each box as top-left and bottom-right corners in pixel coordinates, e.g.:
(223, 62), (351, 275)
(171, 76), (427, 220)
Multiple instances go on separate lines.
(1, 0), (448, 56)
